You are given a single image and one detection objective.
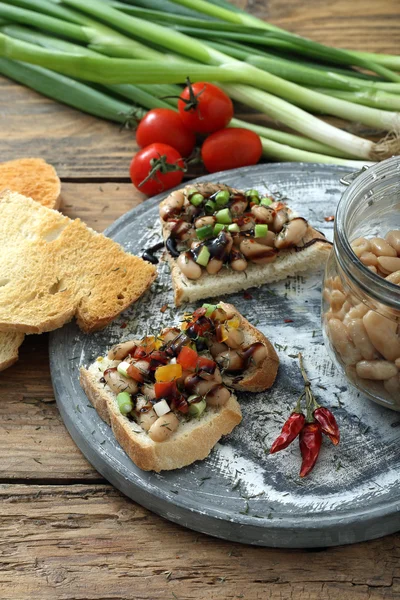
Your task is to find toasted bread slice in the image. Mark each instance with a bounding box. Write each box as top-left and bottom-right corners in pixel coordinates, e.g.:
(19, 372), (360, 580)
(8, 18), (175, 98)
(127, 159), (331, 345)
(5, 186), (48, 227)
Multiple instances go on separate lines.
(218, 302), (279, 392)
(0, 190), (157, 334)
(0, 331), (25, 372)
(0, 158), (61, 209)
(80, 359), (242, 472)
(160, 183), (331, 306)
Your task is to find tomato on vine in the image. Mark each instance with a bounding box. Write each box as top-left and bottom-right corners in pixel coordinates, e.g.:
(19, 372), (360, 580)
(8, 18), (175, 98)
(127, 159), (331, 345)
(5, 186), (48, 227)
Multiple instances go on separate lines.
(178, 80), (233, 134)
(201, 128), (262, 173)
(136, 109), (196, 157)
(130, 143), (185, 196)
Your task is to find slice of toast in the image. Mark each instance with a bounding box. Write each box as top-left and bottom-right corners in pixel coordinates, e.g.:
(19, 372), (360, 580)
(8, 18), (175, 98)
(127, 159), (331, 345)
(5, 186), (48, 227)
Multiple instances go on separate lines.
(0, 190), (157, 334)
(80, 360), (242, 472)
(159, 183), (332, 306)
(0, 158), (62, 368)
(0, 158), (61, 209)
(79, 302), (277, 471)
(0, 330), (25, 371)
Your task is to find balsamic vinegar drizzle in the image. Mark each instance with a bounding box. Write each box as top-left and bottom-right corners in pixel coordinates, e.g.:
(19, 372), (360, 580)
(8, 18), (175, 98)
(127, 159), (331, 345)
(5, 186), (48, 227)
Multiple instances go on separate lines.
(142, 240), (164, 264)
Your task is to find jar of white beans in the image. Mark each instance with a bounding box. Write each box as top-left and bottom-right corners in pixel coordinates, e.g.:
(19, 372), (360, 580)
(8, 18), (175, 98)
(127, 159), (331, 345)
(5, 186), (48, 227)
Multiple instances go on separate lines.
(322, 157), (400, 410)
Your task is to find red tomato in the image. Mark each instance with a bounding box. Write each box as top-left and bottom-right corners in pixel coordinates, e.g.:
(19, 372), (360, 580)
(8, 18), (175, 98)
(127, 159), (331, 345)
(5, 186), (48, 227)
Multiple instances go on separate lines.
(201, 128), (262, 173)
(130, 143), (185, 195)
(177, 346), (198, 371)
(178, 82), (233, 134)
(154, 381), (177, 399)
(136, 109), (196, 157)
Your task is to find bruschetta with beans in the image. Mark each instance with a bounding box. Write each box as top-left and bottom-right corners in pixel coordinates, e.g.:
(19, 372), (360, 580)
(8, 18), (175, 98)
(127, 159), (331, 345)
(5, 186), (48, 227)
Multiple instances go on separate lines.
(159, 183), (331, 306)
(80, 302), (279, 471)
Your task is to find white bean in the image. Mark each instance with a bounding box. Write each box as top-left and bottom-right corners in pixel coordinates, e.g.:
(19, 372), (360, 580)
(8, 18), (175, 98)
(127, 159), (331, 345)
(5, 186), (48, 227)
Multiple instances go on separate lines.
(206, 385), (231, 407)
(107, 340), (138, 360)
(359, 251), (378, 267)
(330, 289), (346, 312)
(385, 230), (400, 254)
(209, 341), (228, 358)
(255, 230), (276, 246)
(148, 413), (179, 442)
(370, 237), (397, 257)
(328, 318), (362, 365)
(356, 360), (398, 381)
(137, 408), (158, 432)
(104, 369), (138, 395)
(206, 258), (224, 275)
(384, 374), (400, 400)
(195, 216), (215, 228)
(215, 349), (243, 371)
(386, 270), (400, 285)
(351, 237), (371, 258)
(363, 310), (400, 362)
(251, 205), (275, 224)
(177, 252), (202, 280)
(377, 256), (400, 275)
(346, 319), (378, 360)
(159, 190), (184, 221)
(343, 303), (369, 325)
(274, 218), (308, 249)
(271, 209), (288, 233)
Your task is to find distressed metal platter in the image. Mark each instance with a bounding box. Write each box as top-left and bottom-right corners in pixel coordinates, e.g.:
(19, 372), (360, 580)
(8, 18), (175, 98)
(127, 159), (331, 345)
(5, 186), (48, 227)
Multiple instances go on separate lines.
(49, 163), (400, 548)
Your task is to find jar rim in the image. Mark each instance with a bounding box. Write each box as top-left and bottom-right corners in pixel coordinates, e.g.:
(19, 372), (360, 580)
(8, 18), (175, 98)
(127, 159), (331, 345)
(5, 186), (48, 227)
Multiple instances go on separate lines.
(335, 156), (400, 311)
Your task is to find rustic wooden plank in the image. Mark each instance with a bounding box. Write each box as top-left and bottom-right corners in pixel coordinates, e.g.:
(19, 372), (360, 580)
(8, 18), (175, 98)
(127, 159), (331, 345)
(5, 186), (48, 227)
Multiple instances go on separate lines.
(1, 483), (399, 600)
(0, 334), (101, 481)
(59, 182), (145, 231)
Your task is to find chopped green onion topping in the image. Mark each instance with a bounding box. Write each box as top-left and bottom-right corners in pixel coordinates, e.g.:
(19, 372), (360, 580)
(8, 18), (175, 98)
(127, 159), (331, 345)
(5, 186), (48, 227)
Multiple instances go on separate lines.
(205, 200), (216, 214)
(190, 193), (204, 207)
(187, 394), (201, 404)
(188, 398), (207, 417)
(213, 223), (226, 236)
(196, 245), (210, 267)
(215, 208), (232, 224)
(255, 224), (269, 238)
(202, 303), (218, 317)
(246, 189), (259, 197)
(196, 224), (214, 240)
(228, 223), (240, 233)
(260, 197), (273, 207)
(117, 392), (133, 416)
(215, 190), (230, 207)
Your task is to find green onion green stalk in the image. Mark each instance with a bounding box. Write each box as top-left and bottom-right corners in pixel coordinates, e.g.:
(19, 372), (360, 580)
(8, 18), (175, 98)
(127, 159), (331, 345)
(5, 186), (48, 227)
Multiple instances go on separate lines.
(0, 0), (398, 164)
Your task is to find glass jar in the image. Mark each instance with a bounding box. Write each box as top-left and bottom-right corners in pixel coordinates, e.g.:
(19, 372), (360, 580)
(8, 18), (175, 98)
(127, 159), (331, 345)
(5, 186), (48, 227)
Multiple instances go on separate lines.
(322, 157), (400, 410)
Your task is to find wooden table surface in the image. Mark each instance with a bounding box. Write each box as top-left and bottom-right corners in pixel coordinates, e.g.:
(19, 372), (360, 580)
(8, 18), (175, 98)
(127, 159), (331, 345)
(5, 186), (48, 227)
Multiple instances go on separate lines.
(1, 1), (400, 598)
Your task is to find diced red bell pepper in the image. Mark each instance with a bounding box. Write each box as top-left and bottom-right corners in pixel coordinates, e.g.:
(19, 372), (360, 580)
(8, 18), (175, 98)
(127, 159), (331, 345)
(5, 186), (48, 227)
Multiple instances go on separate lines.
(127, 363), (145, 383)
(149, 350), (170, 370)
(154, 381), (178, 399)
(177, 346), (198, 371)
(197, 356), (216, 374)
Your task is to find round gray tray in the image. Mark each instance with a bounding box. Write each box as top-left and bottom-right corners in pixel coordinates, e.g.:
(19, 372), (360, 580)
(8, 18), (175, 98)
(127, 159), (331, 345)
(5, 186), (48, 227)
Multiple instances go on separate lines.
(49, 163), (400, 548)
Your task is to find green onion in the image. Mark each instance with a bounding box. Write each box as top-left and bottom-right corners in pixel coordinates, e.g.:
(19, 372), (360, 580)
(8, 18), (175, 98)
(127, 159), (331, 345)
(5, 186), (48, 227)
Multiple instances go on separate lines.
(214, 189), (230, 206)
(196, 246), (210, 267)
(228, 223), (240, 233)
(117, 392), (133, 416)
(213, 223), (226, 236)
(215, 208), (232, 224)
(196, 224), (213, 240)
(204, 199), (216, 214)
(260, 197), (273, 207)
(188, 398), (206, 417)
(309, 87), (400, 113)
(189, 193), (204, 207)
(245, 189), (259, 197)
(202, 303), (218, 317)
(255, 224), (268, 238)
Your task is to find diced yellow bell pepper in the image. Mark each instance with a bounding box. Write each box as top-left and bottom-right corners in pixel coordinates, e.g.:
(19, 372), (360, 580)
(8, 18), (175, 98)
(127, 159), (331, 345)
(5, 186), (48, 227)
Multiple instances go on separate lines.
(155, 363), (183, 382)
(227, 315), (241, 329)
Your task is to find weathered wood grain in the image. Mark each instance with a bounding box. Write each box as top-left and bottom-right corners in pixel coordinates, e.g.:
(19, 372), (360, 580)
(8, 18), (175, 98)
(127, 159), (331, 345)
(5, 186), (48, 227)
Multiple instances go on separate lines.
(1, 483), (400, 600)
(0, 334), (100, 482)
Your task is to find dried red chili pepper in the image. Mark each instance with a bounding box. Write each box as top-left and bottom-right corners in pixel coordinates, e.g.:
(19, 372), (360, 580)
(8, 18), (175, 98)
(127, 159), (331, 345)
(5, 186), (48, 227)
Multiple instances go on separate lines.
(270, 411), (305, 454)
(314, 406), (340, 445)
(299, 422), (322, 477)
